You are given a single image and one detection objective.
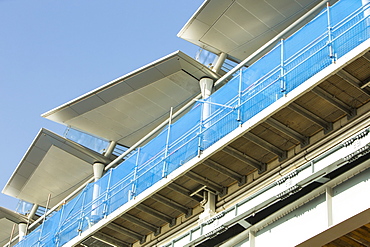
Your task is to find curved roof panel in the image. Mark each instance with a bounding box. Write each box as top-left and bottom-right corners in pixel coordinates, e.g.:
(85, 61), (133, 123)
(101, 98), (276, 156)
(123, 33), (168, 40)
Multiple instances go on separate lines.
(2, 129), (112, 208)
(0, 207), (31, 247)
(42, 51), (219, 147)
(178, 0), (336, 61)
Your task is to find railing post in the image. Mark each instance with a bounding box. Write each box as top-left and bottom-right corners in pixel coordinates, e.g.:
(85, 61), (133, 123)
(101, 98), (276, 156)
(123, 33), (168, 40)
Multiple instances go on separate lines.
(163, 107), (173, 178)
(53, 201), (66, 246)
(77, 189), (87, 234)
(102, 169), (113, 217)
(37, 194), (51, 247)
(327, 2), (335, 63)
(280, 39), (286, 94)
(237, 69), (243, 124)
(130, 147), (141, 199)
(363, 0), (370, 26)
(198, 102), (204, 157)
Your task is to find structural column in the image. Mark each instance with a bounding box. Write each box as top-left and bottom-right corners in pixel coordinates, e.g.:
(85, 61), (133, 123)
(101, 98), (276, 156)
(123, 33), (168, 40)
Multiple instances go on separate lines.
(27, 203), (39, 221)
(199, 77), (215, 126)
(18, 223), (27, 242)
(326, 186), (333, 227)
(198, 77), (216, 222)
(212, 52), (227, 74)
(91, 141), (116, 223)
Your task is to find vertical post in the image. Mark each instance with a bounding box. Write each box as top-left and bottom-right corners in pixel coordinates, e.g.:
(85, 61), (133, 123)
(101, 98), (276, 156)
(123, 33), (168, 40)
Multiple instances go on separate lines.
(25, 203), (38, 239)
(327, 2), (335, 63)
(198, 78), (216, 226)
(326, 186), (333, 227)
(163, 107), (173, 178)
(102, 169), (113, 216)
(91, 162), (105, 222)
(54, 200), (66, 246)
(280, 39), (286, 94)
(212, 52), (227, 74)
(237, 69), (243, 123)
(104, 141), (117, 159)
(249, 229), (256, 247)
(362, 0), (370, 24)
(27, 204), (39, 221)
(198, 190), (216, 223)
(9, 224), (16, 244)
(198, 101), (204, 157)
(18, 223), (27, 242)
(199, 77), (215, 154)
(131, 147), (141, 199)
(37, 194), (51, 247)
(77, 189), (88, 233)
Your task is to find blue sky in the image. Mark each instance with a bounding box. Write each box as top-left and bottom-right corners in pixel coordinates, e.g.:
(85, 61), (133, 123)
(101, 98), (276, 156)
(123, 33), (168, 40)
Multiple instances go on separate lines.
(0, 0), (203, 211)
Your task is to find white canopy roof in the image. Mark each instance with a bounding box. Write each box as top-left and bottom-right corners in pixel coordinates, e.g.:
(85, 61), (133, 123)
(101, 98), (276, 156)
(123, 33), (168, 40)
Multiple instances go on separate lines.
(42, 51), (220, 147)
(2, 129), (112, 208)
(178, 0), (336, 61)
(0, 207), (30, 247)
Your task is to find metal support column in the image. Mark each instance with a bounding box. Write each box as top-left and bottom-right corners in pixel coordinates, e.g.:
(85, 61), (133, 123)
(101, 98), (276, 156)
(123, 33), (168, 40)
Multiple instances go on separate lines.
(326, 186), (333, 227)
(27, 203), (39, 221)
(212, 52), (227, 74)
(199, 77), (215, 153)
(92, 162), (105, 222)
(18, 223), (27, 242)
(198, 190), (216, 223)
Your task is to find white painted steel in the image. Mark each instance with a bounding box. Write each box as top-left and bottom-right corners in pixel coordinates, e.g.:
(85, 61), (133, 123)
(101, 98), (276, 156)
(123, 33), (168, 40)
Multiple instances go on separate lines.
(178, 0), (332, 61)
(17, 223), (26, 242)
(212, 52), (227, 74)
(93, 163), (105, 182)
(42, 51), (219, 148)
(2, 129), (110, 208)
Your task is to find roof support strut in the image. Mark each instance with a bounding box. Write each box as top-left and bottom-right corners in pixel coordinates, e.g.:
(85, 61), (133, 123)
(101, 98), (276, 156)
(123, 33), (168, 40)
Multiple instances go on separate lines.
(186, 171), (227, 196)
(242, 132), (287, 161)
(336, 70), (370, 96)
(222, 146), (266, 173)
(151, 194), (192, 218)
(106, 222), (146, 243)
(288, 102), (333, 134)
(120, 214), (160, 236)
(265, 118), (309, 146)
(92, 232), (130, 247)
(136, 204), (176, 227)
(203, 159), (246, 185)
(167, 183), (203, 202)
(312, 87), (356, 119)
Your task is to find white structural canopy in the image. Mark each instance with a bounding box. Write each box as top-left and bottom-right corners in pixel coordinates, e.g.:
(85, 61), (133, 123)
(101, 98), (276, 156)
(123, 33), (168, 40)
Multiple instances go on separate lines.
(2, 129), (112, 208)
(42, 51), (220, 147)
(178, 0), (338, 61)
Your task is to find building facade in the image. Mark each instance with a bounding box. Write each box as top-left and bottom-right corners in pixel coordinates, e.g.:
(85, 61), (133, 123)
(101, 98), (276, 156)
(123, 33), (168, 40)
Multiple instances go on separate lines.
(1, 0), (370, 246)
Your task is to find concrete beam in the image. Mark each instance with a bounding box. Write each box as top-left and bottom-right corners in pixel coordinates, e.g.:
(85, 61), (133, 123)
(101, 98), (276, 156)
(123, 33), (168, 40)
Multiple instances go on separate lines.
(266, 118), (309, 146)
(223, 146), (266, 173)
(105, 222), (145, 243)
(151, 194), (191, 217)
(242, 132), (287, 160)
(288, 102), (333, 133)
(203, 159), (246, 185)
(186, 171), (226, 196)
(312, 87), (356, 118)
(92, 232), (130, 247)
(120, 214), (160, 235)
(167, 183), (203, 202)
(336, 70), (370, 96)
(136, 204), (175, 226)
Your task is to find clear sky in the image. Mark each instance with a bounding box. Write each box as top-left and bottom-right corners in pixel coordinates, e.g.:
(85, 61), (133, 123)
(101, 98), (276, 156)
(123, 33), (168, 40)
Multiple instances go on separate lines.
(0, 0), (203, 211)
